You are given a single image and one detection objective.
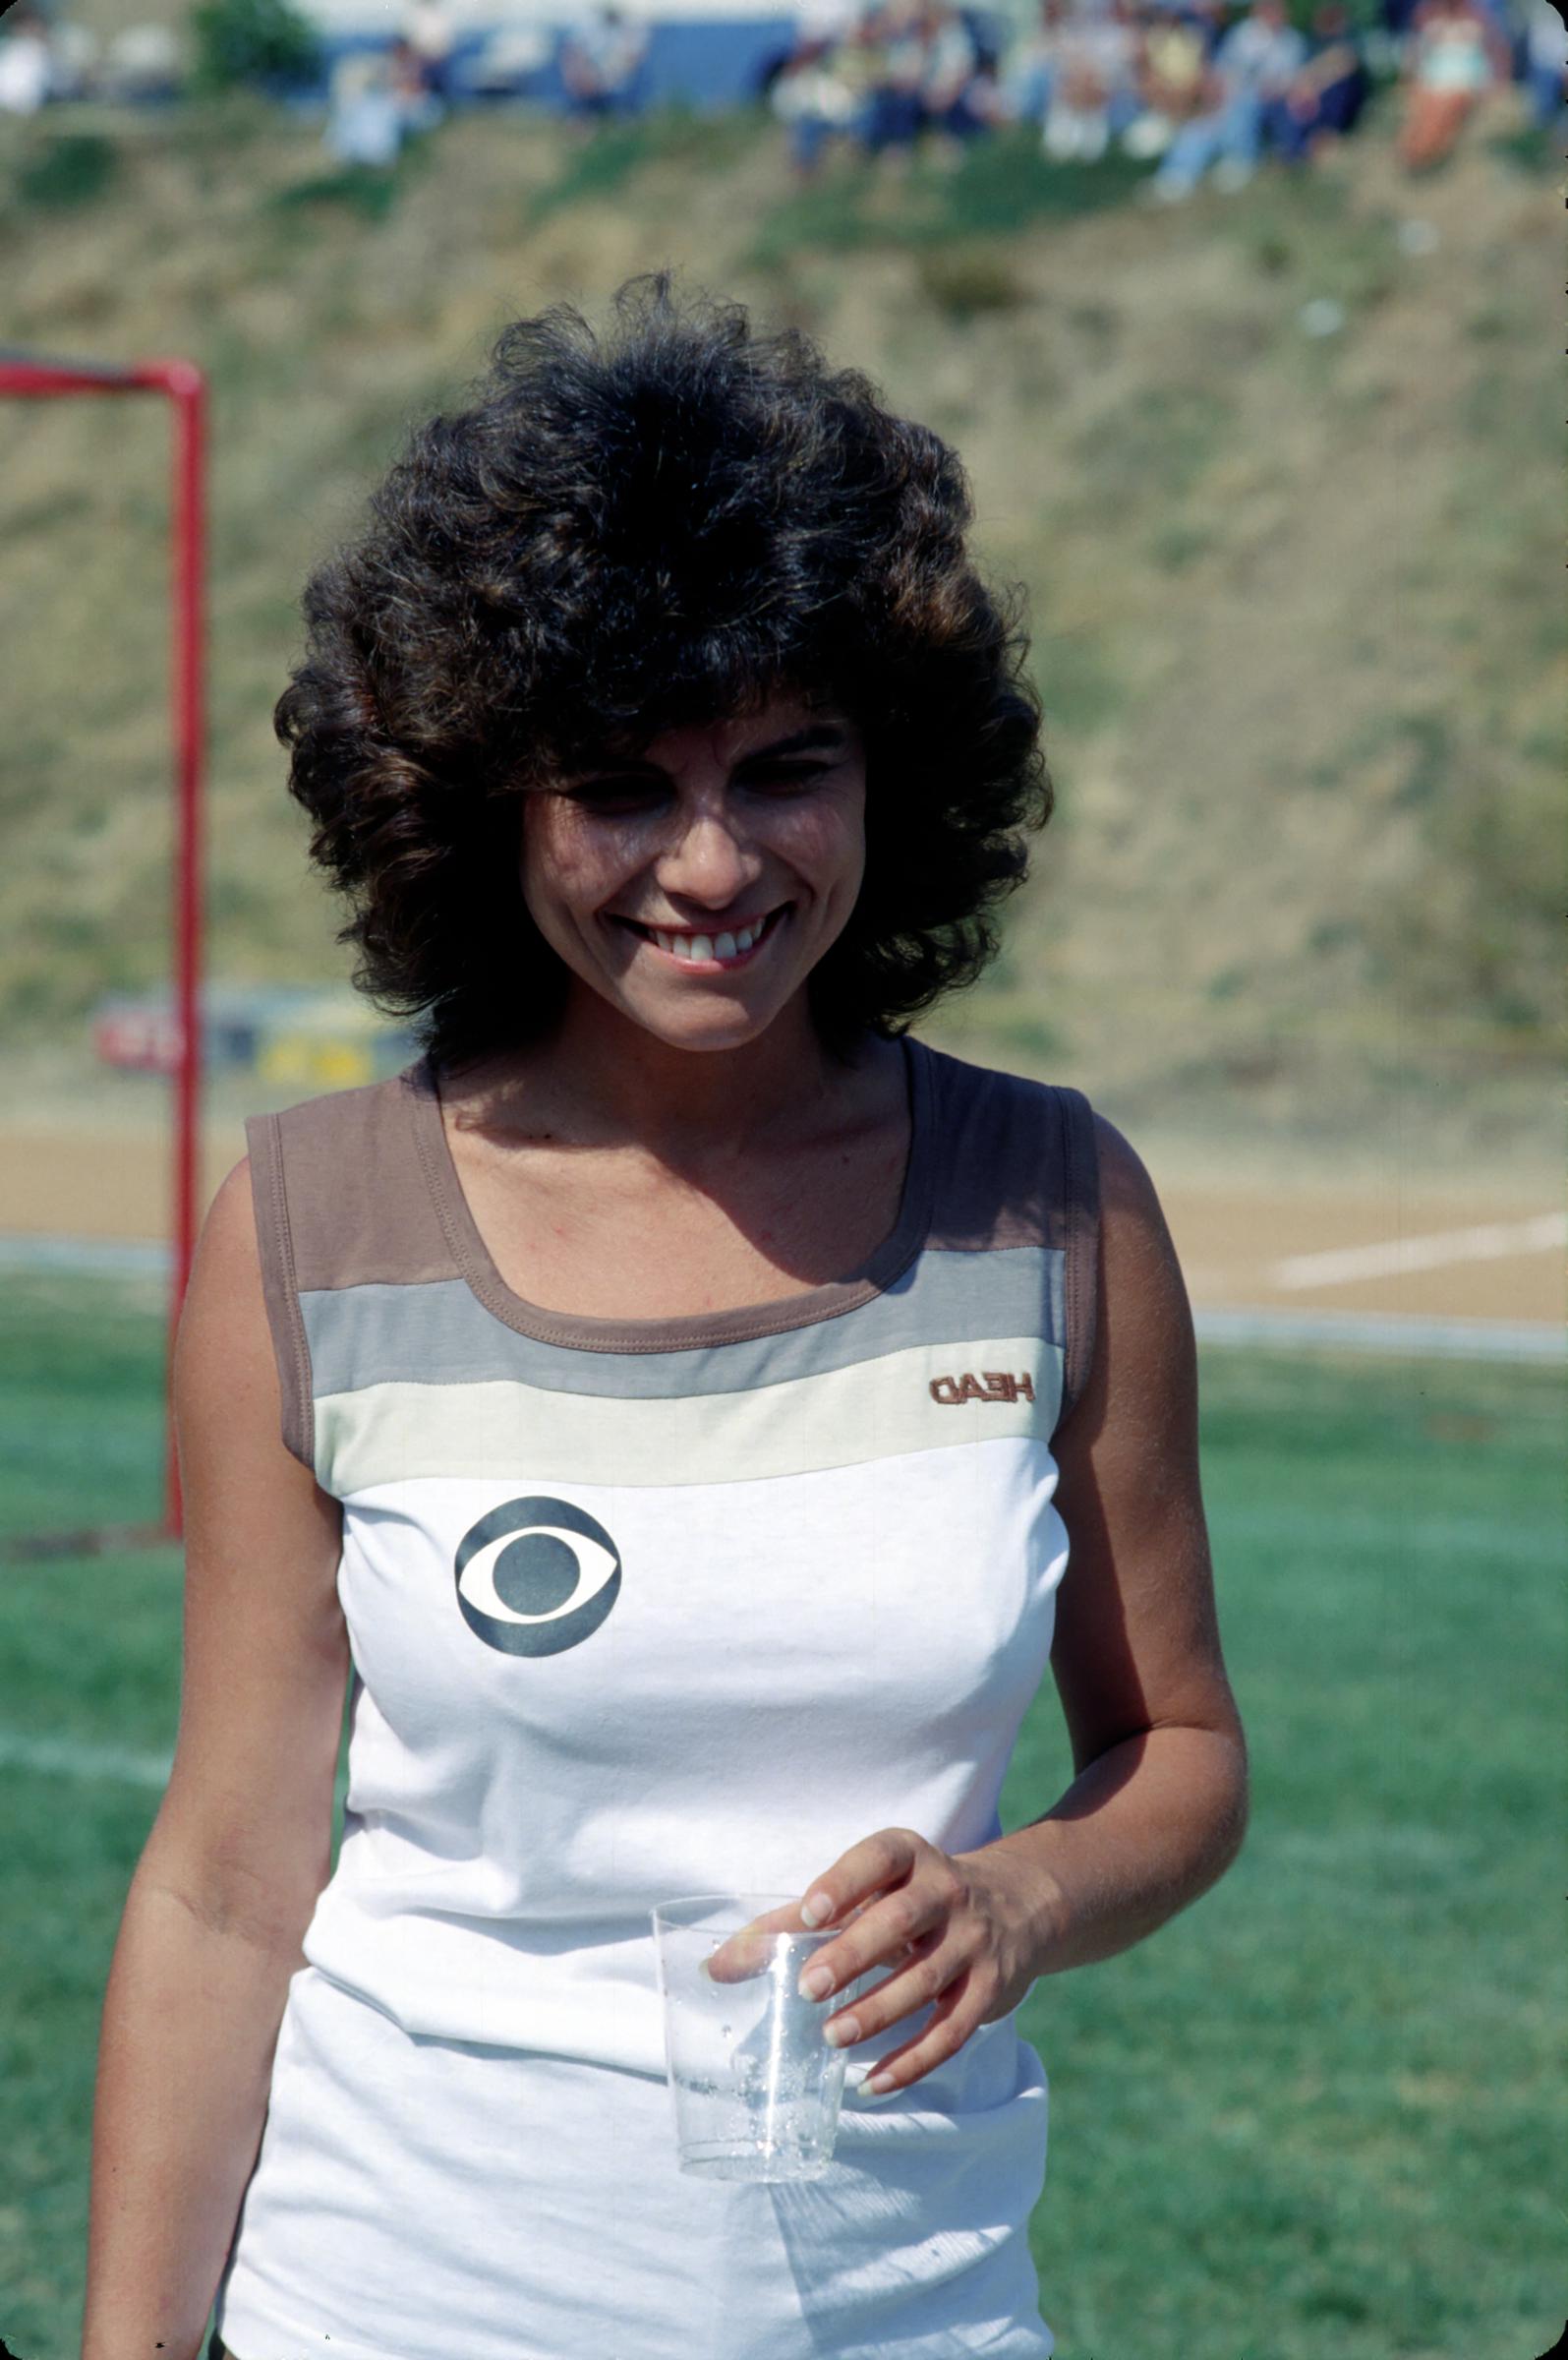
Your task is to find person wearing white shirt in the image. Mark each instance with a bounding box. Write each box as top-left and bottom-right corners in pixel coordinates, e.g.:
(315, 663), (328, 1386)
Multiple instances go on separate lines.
(559, 3), (651, 119)
(1148, 0), (1307, 195)
(1042, 0), (1141, 160)
(0, 7), (53, 116)
(402, 0), (455, 101)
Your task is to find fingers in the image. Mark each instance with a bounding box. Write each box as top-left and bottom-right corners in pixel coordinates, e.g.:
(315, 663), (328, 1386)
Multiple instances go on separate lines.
(798, 1825), (924, 1929)
(704, 1895), (821, 1985)
(848, 1972), (983, 2097)
(795, 1845), (963, 2003)
(818, 1920), (960, 2042)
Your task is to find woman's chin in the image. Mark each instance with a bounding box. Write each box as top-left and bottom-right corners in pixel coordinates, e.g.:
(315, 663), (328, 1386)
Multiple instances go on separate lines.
(618, 997), (783, 1052)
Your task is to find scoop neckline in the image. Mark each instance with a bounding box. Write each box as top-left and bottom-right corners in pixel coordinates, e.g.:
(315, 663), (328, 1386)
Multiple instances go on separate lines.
(403, 1031), (938, 1355)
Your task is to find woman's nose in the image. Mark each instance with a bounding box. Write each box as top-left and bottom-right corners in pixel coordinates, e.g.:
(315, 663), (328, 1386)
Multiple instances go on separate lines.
(659, 805), (759, 899)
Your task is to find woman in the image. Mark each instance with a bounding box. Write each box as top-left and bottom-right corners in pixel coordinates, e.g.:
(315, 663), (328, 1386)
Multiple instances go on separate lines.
(81, 271), (1249, 2360)
(1395, 0), (1511, 170)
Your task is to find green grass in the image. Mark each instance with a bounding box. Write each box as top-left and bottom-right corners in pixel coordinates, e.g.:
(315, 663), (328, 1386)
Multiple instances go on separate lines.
(526, 97), (769, 225)
(744, 125), (1147, 271)
(2, 1275), (1563, 2356)
(10, 130), (119, 210)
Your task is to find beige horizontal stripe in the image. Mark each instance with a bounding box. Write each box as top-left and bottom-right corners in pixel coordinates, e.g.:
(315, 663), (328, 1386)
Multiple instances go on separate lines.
(317, 1336), (1063, 1494)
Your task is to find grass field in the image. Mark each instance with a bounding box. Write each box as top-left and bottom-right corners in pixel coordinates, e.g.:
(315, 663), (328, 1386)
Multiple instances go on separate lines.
(1, 1268), (1563, 2358)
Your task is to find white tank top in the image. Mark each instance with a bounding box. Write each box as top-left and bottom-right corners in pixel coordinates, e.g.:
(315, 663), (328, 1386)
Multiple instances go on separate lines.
(213, 1032), (1099, 2360)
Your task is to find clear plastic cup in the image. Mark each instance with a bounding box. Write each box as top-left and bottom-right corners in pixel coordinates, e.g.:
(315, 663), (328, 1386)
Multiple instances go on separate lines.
(651, 1892), (879, 2180)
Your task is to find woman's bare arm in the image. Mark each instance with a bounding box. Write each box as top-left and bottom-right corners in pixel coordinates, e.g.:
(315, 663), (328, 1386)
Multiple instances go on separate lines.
(80, 1157), (349, 2360)
(980, 1112), (1249, 1973)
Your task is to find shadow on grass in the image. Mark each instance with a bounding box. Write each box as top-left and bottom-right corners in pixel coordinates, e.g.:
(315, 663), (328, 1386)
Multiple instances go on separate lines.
(746, 126), (1149, 268)
(11, 130), (119, 208)
(265, 124), (438, 222)
(524, 97), (770, 224)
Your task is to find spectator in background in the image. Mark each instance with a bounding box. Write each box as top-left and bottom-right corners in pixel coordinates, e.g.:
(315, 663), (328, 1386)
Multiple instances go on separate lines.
(1147, 0), (1307, 197)
(0, 6), (54, 115)
(855, 0), (931, 169)
(325, 50), (407, 167)
(999, 0), (1071, 133)
(1394, 0), (1511, 168)
(101, 23), (185, 103)
(44, 14), (99, 100)
(1041, 0), (1142, 160)
(921, 0), (999, 160)
(1260, 0), (1368, 163)
(769, 33), (862, 174)
(1123, 4), (1213, 157)
(389, 33), (444, 128)
(752, 0), (859, 104)
(1522, 0), (1566, 128)
(402, 0), (456, 103)
(794, 0), (864, 49)
(559, 4), (651, 125)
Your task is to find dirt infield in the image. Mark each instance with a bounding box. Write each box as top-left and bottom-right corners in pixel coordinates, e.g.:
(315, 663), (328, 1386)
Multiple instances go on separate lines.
(0, 1123), (1560, 1329)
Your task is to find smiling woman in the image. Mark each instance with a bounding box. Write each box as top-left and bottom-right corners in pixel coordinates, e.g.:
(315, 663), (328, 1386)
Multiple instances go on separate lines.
(81, 269), (1248, 2360)
(270, 269), (1050, 1076)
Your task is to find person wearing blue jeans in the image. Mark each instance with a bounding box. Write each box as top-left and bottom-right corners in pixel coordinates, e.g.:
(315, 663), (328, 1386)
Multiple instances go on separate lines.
(1524, 0), (1567, 129)
(1259, 1), (1368, 164)
(1150, 0), (1307, 195)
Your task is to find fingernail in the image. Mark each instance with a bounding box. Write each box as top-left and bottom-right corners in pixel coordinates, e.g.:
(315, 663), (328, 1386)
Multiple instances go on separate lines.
(847, 2070), (899, 2104)
(800, 1891), (834, 1927)
(823, 2015), (860, 2047)
(799, 1964), (834, 2000)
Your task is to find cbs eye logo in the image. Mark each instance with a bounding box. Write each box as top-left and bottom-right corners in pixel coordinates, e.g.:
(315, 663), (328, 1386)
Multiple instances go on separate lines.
(452, 1497), (621, 1657)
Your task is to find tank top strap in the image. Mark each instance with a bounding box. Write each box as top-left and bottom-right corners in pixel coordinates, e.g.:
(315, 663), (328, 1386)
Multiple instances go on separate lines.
(918, 1045), (1101, 1435)
(244, 1059), (454, 1471)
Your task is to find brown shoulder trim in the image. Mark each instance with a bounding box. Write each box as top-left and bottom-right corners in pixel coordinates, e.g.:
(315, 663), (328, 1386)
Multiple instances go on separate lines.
(920, 1045), (1072, 1253)
(277, 1067), (458, 1293)
(1054, 1086), (1101, 1431)
(244, 1111), (314, 1470)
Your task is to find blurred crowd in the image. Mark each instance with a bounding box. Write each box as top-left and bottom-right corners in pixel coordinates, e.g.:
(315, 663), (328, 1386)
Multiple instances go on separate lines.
(763, 0), (1566, 187)
(1, 0), (1562, 194)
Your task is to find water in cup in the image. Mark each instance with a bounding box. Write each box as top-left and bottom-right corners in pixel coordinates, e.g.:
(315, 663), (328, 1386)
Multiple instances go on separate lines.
(651, 1893), (878, 2181)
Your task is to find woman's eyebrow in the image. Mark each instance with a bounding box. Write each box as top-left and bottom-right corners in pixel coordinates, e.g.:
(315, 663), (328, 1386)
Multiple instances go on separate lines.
(738, 723), (849, 760)
(569, 722), (849, 779)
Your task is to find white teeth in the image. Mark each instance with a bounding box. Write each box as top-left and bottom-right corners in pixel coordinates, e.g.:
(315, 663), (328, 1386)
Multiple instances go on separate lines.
(641, 912), (780, 962)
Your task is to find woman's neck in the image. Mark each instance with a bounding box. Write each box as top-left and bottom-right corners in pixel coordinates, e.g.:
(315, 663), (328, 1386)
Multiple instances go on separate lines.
(453, 988), (888, 1169)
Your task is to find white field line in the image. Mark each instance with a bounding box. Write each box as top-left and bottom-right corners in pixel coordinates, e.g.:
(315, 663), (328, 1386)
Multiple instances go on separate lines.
(0, 1233), (166, 1276)
(0, 1729), (172, 1787)
(1207, 1505), (1558, 1566)
(1192, 1307), (1564, 1361)
(1271, 1210), (1566, 1291)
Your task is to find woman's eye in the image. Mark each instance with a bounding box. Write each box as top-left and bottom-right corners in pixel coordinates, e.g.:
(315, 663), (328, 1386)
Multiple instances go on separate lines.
(569, 782), (656, 808)
(567, 764), (829, 810)
(744, 763), (831, 792)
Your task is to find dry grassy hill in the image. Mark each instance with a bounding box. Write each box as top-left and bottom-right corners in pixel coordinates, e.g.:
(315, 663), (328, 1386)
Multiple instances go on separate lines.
(1, 84), (1560, 1177)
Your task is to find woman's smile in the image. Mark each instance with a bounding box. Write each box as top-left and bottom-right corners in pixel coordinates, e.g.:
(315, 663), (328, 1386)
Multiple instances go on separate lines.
(608, 901), (792, 972)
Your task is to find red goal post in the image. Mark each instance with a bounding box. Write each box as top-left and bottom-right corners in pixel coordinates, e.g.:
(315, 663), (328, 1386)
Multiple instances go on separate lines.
(1, 346), (207, 1541)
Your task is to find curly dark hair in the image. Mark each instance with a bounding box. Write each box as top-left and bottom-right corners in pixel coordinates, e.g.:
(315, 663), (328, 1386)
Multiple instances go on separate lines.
(274, 268), (1054, 1073)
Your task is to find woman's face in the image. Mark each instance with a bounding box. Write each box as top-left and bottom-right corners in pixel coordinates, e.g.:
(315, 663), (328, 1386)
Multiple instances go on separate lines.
(518, 686), (869, 1054)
